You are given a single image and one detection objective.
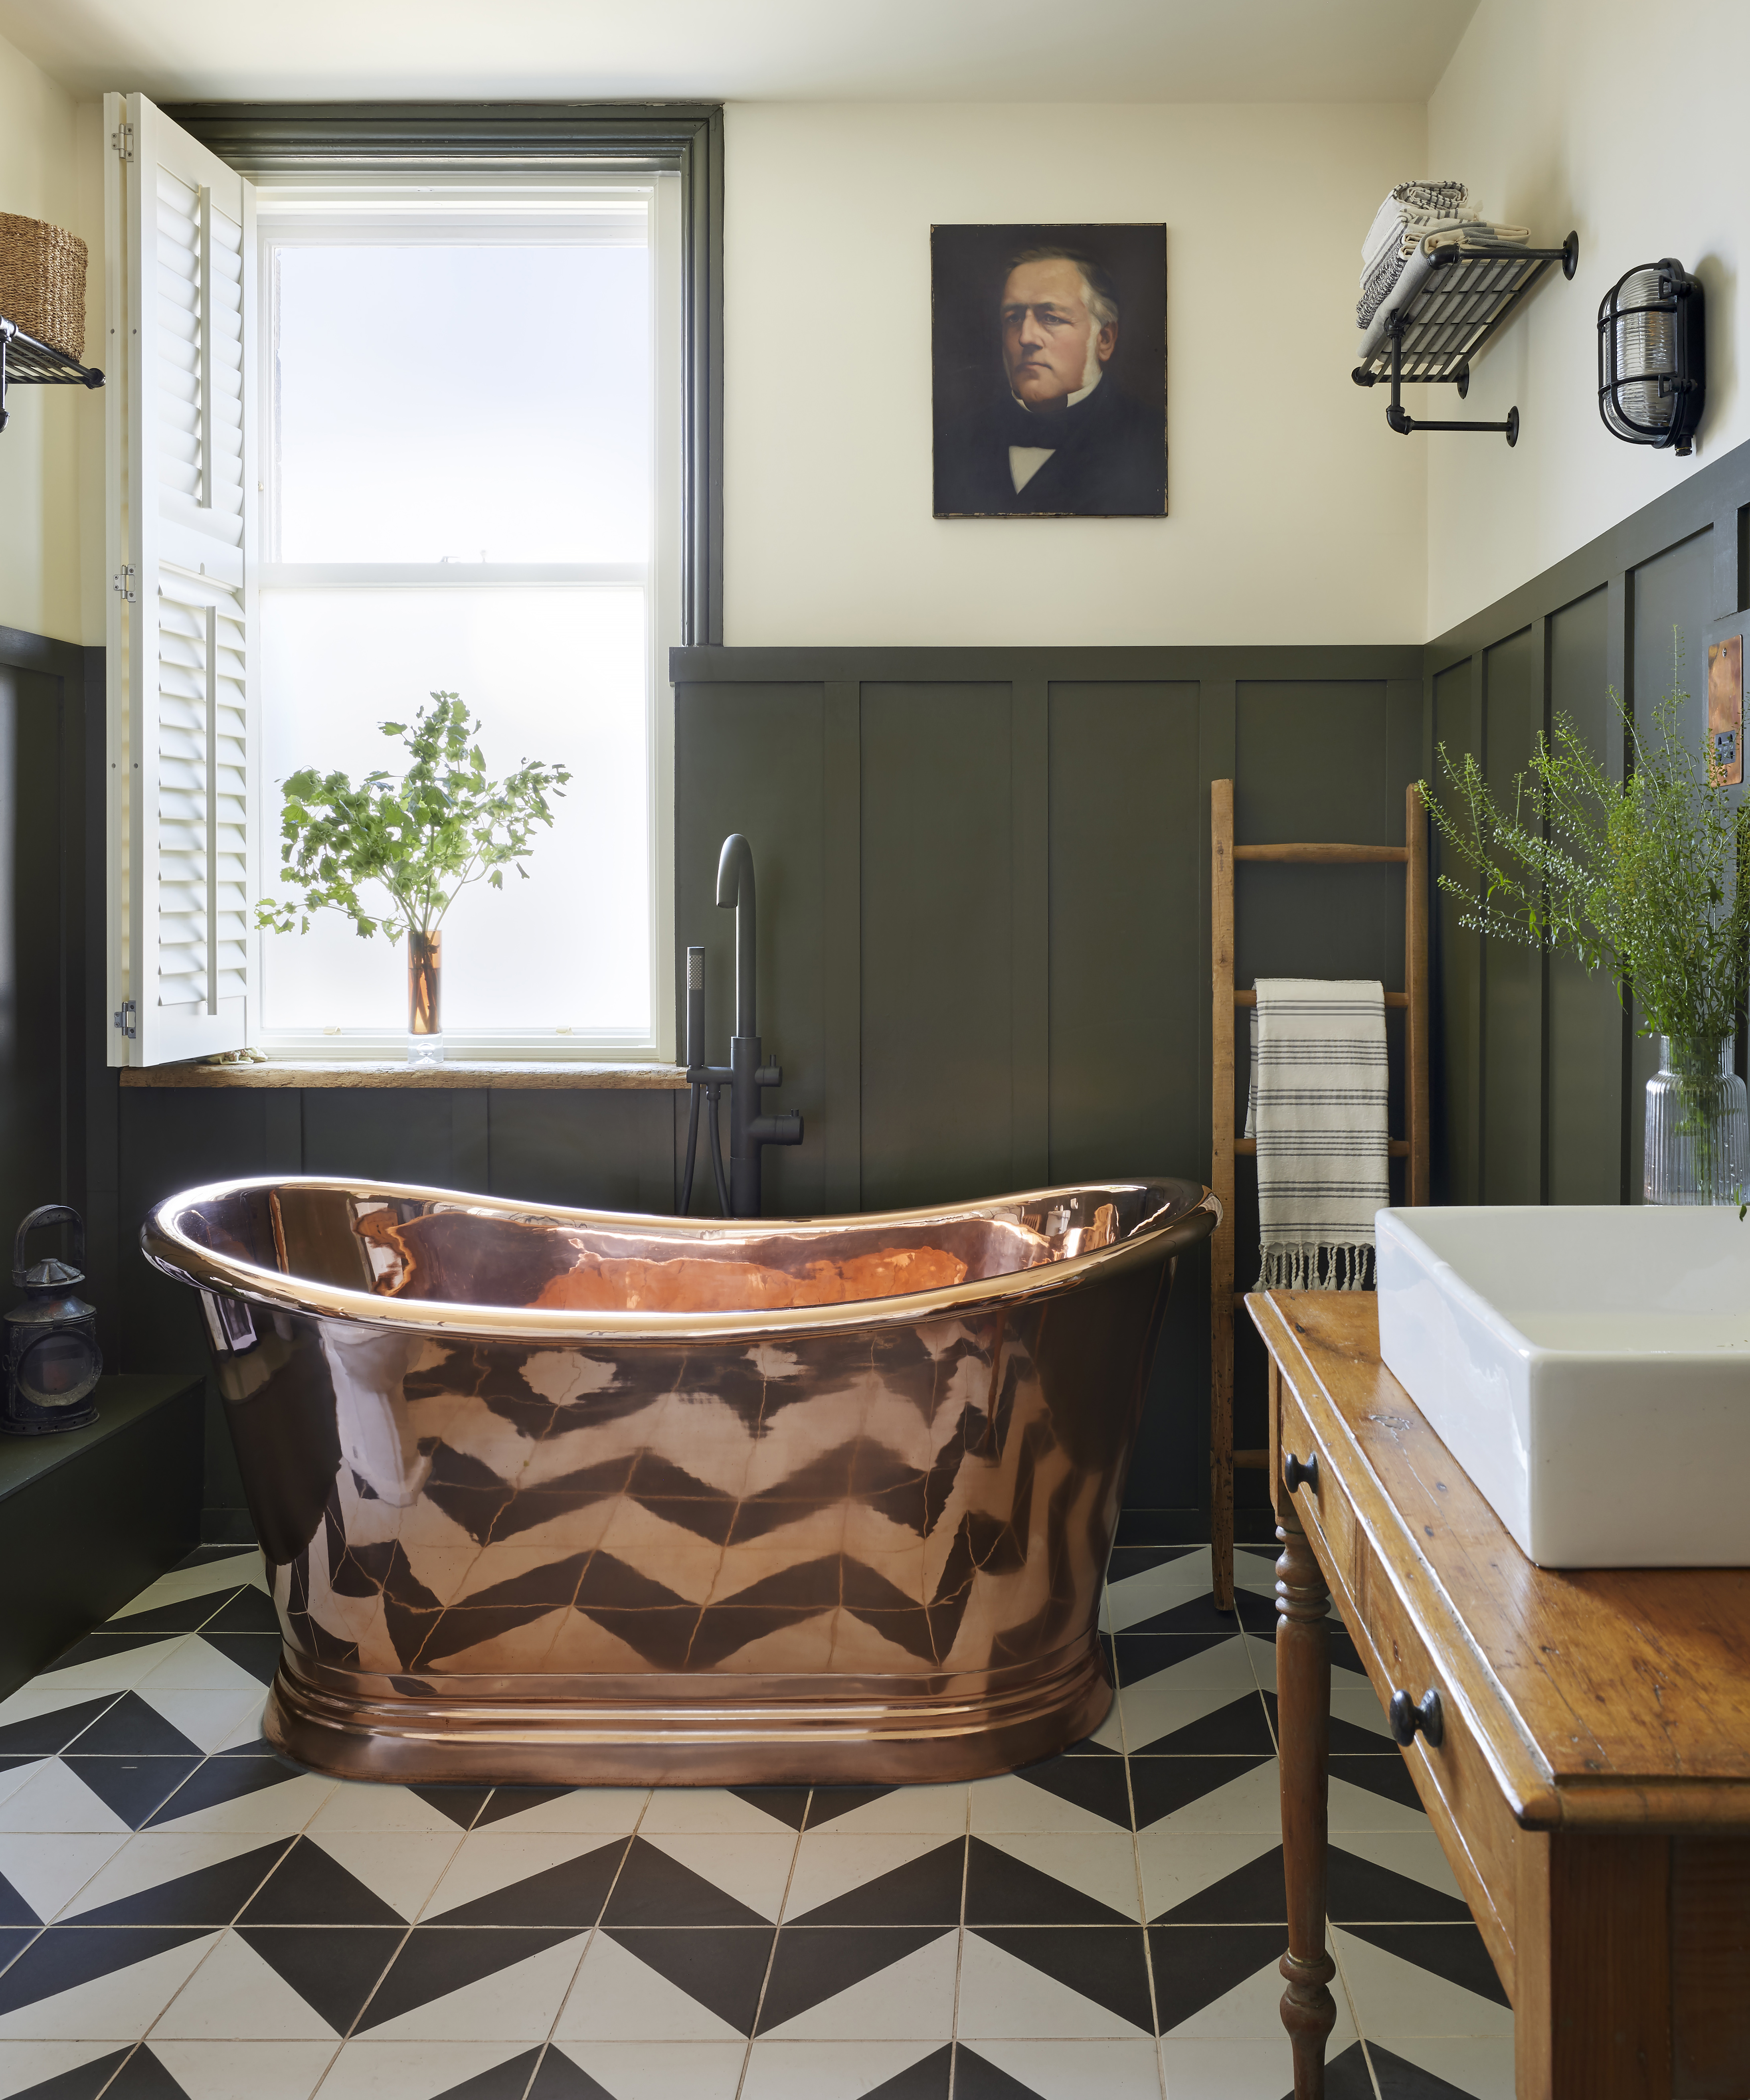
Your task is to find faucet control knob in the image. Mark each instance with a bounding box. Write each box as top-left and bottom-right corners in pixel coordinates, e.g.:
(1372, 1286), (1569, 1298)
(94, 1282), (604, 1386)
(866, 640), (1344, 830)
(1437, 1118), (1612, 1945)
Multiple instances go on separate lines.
(755, 1063), (782, 1088)
(749, 1110), (803, 1147)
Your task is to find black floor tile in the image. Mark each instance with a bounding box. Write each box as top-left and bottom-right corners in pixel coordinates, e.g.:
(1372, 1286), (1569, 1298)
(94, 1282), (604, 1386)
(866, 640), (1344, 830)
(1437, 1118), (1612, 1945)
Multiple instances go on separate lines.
(1148, 1921), (1290, 2032)
(1154, 1843), (1287, 1925)
(74, 1838), (292, 1927)
(44, 1631), (171, 1672)
(0, 1871), (38, 1927)
(755, 1924), (943, 2034)
(0, 1923), (37, 1971)
(1124, 1590), (1277, 1636)
(65, 1693), (204, 1758)
(237, 1835), (407, 1926)
(1342, 1921), (1511, 2007)
(173, 1543), (257, 1570)
(1368, 2039), (1494, 2096)
(603, 1836), (770, 1928)
(965, 1837), (1131, 1926)
(1265, 1691), (1389, 1756)
(730, 1786), (813, 1831)
(433, 1837), (632, 1928)
(1278, 2040), (1377, 2100)
(606, 1926), (773, 2035)
(973, 1925), (1155, 2035)
(142, 1755), (310, 1827)
(1327, 1848), (1469, 1925)
(860, 2043), (952, 2098)
(198, 1510), (257, 1546)
(1009, 1750), (1132, 1829)
(1110, 1631), (1246, 1687)
(1106, 1546), (1202, 1584)
(6, 2044), (134, 2099)
(198, 1588), (283, 1635)
(236, 1923), (407, 2032)
(951, 2045), (1043, 2099)
(475, 1788), (583, 1831)
(803, 1786), (898, 1830)
(1331, 1754), (1422, 1811)
(0, 1696), (121, 1758)
(789, 1840), (963, 1927)
(100, 1591), (244, 1636)
(355, 1926), (581, 2031)
(196, 1634), (284, 1686)
(408, 1785), (494, 1830)
(95, 2043), (194, 2098)
(524, 2048), (613, 2100)
(0, 1927), (211, 2016)
(1137, 1692), (1275, 1756)
(1129, 1755), (1272, 1829)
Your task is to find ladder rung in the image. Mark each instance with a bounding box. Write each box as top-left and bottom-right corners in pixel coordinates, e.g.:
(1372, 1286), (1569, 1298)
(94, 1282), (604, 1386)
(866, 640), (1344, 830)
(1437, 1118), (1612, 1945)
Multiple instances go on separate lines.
(1233, 843), (1409, 863)
(1234, 1448), (1270, 1470)
(1234, 1137), (1409, 1157)
(1236, 989), (1408, 1008)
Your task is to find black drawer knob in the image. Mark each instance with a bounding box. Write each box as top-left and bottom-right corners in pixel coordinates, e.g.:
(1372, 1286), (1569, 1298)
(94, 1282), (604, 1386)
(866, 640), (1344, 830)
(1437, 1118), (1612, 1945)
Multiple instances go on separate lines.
(1283, 1451), (1318, 1495)
(1388, 1688), (1444, 1748)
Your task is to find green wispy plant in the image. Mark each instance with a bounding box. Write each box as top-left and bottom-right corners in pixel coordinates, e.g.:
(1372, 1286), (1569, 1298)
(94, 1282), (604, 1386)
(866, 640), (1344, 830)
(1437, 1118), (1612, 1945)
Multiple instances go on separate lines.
(255, 693), (570, 942)
(1421, 641), (1750, 1063)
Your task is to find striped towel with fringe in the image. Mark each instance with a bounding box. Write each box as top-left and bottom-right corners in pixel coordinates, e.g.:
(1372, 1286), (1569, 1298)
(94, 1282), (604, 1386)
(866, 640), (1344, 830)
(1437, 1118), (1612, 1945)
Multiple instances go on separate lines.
(1245, 977), (1388, 1289)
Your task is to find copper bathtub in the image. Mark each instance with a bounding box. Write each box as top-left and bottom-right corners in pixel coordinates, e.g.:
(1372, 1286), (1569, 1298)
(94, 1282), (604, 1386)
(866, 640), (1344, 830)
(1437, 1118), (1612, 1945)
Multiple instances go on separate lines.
(142, 1176), (1218, 1787)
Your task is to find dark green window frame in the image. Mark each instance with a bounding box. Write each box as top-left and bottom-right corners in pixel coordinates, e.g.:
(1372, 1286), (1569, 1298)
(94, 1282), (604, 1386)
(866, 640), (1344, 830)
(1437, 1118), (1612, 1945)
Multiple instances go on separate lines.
(168, 100), (725, 645)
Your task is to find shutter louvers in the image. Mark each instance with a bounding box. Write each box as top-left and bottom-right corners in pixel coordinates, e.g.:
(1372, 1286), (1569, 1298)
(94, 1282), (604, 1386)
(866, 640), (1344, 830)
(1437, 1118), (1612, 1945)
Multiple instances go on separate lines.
(106, 93), (255, 1066)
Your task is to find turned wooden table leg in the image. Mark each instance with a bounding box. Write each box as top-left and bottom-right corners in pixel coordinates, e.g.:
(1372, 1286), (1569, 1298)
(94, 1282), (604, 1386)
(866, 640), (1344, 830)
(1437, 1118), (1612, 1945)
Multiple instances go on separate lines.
(1278, 1493), (1337, 2098)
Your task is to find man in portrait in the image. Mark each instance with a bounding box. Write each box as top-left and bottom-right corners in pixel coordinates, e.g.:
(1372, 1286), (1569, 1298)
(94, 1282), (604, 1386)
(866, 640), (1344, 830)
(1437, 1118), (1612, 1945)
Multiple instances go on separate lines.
(933, 239), (1166, 517)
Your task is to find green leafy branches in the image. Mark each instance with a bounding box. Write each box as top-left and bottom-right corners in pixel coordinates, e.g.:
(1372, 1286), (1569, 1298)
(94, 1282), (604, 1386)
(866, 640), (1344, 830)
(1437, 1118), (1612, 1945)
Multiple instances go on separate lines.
(1422, 642), (1750, 1057)
(255, 694), (571, 943)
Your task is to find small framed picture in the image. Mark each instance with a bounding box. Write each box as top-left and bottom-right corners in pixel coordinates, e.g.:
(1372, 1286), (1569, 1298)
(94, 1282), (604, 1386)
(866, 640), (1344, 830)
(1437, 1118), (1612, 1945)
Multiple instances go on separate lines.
(931, 223), (1167, 518)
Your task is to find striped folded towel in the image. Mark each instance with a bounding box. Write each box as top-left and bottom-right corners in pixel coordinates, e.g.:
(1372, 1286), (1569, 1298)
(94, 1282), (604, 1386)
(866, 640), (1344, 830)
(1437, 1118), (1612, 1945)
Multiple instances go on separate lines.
(1245, 978), (1388, 1290)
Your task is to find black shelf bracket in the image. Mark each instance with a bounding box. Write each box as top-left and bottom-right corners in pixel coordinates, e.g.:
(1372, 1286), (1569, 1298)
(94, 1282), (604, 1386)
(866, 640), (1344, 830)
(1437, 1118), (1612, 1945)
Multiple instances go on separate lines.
(1350, 231), (1579, 447)
(0, 315), (105, 436)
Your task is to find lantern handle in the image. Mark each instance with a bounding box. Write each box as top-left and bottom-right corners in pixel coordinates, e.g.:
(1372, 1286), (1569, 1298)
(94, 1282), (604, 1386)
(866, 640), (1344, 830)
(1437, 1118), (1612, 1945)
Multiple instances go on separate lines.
(13, 1205), (85, 1286)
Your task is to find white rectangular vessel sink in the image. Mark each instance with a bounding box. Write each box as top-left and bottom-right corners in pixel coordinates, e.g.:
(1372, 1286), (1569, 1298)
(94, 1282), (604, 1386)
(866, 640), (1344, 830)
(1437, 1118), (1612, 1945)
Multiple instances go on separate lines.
(1376, 1206), (1750, 1568)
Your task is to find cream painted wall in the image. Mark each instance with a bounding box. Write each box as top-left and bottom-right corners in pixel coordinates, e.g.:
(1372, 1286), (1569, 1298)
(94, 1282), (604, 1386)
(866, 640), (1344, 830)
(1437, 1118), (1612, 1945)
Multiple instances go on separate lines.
(0, 28), (97, 644)
(1427, 0), (1750, 638)
(722, 101), (1429, 646)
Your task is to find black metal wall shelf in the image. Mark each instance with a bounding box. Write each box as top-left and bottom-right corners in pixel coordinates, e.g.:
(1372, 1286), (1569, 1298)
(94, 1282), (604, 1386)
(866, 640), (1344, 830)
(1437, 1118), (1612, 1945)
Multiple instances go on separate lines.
(0, 315), (105, 435)
(1352, 232), (1579, 445)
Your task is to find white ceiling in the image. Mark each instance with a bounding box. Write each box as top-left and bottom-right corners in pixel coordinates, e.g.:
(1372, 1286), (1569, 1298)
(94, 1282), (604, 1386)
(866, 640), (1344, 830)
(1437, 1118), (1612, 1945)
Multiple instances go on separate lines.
(0, 0), (1481, 106)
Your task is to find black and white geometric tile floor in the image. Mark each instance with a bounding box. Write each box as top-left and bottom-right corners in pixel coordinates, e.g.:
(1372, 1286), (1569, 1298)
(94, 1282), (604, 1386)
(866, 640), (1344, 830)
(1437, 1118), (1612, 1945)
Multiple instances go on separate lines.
(0, 1526), (1513, 2100)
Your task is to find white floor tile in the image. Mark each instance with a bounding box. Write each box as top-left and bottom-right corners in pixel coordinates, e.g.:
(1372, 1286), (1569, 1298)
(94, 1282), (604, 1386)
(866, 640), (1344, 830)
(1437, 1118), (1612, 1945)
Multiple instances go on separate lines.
(313, 2039), (533, 2100)
(1137, 1760), (1282, 1837)
(637, 1790), (792, 1837)
(0, 1930), (219, 2041)
(151, 1774), (336, 1838)
(1117, 1680), (1261, 1756)
(59, 1832), (285, 1920)
(213, 1697), (272, 1752)
(0, 1832), (128, 1922)
(109, 1554), (269, 1620)
(977, 1833), (1143, 1920)
(1160, 1940), (1356, 2047)
(757, 1928), (957, 2042)
(419, 1831), (621, 1919)
(479, 1788), (648, 1835)
(0, 1762), (131, 1836)
(1380, 2035), (1517, 2098)
(356, 1930), (591, 2042)
(0, 1685), (119, 1732)
(970, 2036), (1164, 2099)
(640, 1834), (797, 1922)
(1121, 1638), (1258, 1697)
(557, 2039), (748, 2098)
(1136, 1829), (1280, 1922)
(149, 1930), (344, 2041)
(1331, 1927), (1513, 2039)
(1159, 2036), (1299, 2096)
(1085, 1698), (1127, 1754)
(968, 1773), (1117, 1837)
(1331, 1831), (1465, 1902)
(783, 1832), (957, 1921)
(1331, 1689), (1392, 1740)
(742, 2038), (941, 2098)
(804, 1786), (968, 1837)
(0, 2040), (130, 2097)
(957, 1931), (1150, 2040)
(24, 1643), (190, 1697)
(148, 2037), (335, 2099)
(307, 1785), (477, 1837)
(554, 1928), (747, 2042)
(140, 1642), (274, 1697)
(1105, 1557), (1210, 1633)
(0, 1764), (45, 1814)
(1327, 1776), (1431, 1836)
(136, 1685), (272, 1755)
(306, 1831), (468, 1922)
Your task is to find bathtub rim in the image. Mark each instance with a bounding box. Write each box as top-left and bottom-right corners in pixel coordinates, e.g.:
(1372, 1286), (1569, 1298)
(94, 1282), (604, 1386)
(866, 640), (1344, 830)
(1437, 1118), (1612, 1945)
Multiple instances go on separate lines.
(142, 1173), (1219, 1344)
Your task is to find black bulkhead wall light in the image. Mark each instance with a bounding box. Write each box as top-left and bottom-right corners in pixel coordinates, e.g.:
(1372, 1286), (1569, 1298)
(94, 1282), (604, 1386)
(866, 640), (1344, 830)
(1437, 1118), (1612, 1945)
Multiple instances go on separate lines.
(1598, 260), (1705, 455)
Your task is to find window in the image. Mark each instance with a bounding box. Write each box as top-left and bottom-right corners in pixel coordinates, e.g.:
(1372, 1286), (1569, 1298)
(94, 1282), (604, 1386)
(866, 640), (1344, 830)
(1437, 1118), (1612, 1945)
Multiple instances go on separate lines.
(257, 188), (679, 1057)
(103, 97), (720, 1069)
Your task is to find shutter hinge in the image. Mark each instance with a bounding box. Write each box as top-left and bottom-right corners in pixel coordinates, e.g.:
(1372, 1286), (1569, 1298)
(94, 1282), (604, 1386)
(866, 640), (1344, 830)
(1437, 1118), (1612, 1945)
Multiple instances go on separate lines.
(112, 565), (136, 602)
(113, 1000), (137, 1040)
(111, 122), (134, 161)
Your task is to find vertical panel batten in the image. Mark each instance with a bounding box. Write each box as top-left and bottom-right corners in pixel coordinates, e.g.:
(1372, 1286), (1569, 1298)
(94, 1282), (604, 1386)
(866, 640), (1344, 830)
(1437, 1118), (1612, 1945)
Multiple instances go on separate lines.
(821, 680), (862, 1215)
(1010, 680), (1050, 1191)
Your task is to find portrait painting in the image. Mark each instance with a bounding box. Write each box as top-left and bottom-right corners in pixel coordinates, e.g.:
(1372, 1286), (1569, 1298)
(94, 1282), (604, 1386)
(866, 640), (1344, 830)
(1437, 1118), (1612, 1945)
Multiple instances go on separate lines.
(931, 222), (1167, 518)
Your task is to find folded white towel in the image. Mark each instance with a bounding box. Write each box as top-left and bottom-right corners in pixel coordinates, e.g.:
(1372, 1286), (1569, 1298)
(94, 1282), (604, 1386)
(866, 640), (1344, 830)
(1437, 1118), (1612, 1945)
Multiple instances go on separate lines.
(1360, 180), (1470, 269)
(1246, 978), (1388, 1291)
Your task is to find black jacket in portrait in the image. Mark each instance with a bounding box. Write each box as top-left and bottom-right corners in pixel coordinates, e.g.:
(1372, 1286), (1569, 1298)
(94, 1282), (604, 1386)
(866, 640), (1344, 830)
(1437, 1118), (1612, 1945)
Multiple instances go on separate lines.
(933, 377), (1165, 516)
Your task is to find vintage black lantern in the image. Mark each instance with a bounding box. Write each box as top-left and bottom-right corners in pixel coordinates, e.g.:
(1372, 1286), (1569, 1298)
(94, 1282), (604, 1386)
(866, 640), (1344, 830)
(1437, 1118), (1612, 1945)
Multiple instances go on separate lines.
(2, 1206), (102, 1436)
(1598, 259), (1705, 454)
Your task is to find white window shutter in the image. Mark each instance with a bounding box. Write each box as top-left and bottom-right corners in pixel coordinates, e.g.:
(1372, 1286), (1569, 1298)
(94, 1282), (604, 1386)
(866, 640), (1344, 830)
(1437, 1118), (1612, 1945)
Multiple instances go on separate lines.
(105, 91), (255, 1067)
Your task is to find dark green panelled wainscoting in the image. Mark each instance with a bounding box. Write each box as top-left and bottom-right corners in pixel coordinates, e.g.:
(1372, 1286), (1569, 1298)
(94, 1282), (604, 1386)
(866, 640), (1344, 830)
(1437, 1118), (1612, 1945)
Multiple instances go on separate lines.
(671, 648), (1426, 1515)
(1426, 435), (1750, 1208)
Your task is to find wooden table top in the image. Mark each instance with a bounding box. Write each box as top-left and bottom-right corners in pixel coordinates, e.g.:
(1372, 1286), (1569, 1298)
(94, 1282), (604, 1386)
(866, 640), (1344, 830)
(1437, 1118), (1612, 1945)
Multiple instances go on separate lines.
(1248, 1289), (1750, 1833)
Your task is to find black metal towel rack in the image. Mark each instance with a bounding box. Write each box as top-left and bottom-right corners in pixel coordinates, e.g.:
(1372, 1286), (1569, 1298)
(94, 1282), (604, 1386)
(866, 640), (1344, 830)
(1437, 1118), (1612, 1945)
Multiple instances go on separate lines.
(0, 315), (105, 435)
(1352, 231), (1579, 445)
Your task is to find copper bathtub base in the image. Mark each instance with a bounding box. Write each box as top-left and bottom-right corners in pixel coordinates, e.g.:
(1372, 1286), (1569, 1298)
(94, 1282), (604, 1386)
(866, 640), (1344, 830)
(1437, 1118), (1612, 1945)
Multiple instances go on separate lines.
(263, 1641), (1112, 1788)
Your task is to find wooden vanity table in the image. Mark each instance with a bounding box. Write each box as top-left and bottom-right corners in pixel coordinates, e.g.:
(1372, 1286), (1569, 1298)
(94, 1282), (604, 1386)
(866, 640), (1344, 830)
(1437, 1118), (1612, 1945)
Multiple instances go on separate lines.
(1248, 1289), (1750, 2100)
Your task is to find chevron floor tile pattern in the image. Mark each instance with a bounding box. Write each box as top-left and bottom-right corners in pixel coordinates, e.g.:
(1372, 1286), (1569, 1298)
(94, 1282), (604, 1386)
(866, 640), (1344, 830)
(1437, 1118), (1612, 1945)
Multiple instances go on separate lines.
(0, 1524), (1515, 2100)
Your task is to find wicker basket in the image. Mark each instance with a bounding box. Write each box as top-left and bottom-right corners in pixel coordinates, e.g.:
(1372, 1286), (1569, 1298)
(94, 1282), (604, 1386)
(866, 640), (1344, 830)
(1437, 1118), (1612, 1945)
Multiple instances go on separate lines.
(0, 214), (88, 362)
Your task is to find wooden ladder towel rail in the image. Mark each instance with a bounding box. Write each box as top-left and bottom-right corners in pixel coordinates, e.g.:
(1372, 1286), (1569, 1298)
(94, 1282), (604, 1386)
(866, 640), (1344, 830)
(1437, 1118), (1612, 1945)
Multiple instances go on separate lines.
(1208, 779), (1430, 1610)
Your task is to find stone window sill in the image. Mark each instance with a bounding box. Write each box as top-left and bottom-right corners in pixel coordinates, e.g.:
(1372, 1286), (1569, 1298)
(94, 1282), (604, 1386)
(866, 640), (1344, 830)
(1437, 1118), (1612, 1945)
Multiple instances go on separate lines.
(118, 1060), (690, 1091)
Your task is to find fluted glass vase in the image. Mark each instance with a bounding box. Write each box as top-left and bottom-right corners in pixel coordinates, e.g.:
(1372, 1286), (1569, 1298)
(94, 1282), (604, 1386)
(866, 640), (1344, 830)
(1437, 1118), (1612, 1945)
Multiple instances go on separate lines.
(407, 929), (443, 1068)
(1643, 1034), (1748, 1204)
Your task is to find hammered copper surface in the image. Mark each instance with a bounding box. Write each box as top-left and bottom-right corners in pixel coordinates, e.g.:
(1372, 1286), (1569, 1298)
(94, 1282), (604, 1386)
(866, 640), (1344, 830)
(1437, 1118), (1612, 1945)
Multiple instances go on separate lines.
(144, 1178), (1216, 1784)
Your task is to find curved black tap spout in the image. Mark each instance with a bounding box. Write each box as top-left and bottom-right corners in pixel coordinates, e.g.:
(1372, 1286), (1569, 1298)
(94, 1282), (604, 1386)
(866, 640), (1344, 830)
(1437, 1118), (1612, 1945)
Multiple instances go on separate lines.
(715, 833), (757, 1042)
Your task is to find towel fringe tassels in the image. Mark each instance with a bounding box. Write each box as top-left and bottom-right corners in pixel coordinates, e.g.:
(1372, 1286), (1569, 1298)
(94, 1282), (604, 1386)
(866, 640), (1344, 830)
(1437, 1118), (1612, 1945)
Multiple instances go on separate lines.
(1258, 1242), (1376, 1292)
